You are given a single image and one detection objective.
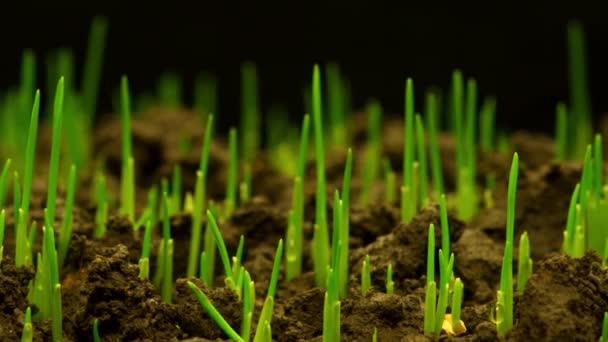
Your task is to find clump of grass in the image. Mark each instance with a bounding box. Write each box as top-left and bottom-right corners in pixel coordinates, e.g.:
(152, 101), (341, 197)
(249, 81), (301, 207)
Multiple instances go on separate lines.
(562, 136), (608, 258)
(496, 152), (519, 336)
(187, 239), (283, 342)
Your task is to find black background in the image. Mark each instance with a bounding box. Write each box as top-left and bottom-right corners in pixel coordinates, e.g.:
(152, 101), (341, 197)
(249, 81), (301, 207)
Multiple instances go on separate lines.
(1, 3), (606, 134)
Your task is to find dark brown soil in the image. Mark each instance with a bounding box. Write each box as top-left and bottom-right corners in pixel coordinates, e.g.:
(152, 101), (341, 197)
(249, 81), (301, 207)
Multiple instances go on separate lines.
(1, 106), (606, 341)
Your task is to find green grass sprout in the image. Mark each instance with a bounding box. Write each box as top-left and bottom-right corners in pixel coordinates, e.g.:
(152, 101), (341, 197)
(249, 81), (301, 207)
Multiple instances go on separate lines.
(194, 72), (217, 125)
(188, 114), (214, 278)
(402, 78), (416, 222)
(567, 20), (593, 159)
(312, 64), (330, 287)
(555, 102), (568, 161)
(285, 114), (310, 281)
(253, 239), (283, 342)
(360, 100), (382, 205)
(496, 152), (519, 336)
(93, 318), (101, 342)
(206, 209), (239, 296)
(386, 262), (394, 295)
(424, 223), (436, 335)
(14, 171), (22, 230)
(58, 164), (77, 268)
(241, 62), (260, 162)
(0, 159), (11, 209)
(439, 193), (450, 264)
(45, 77), (65, 230)
(479, 96), (497, 153)
(188, 281), (245, 342)
(138, 219), (153, 279)
(326, 63), (347, 147)
(225, 128), (238, 217)
(361, 254), (371, 295)
(339, 149), (352, 297)
(157, 72), (182, 107)
(21, 91), (40, 223)
(372, 327), (378, 342)
(94, 172), (108, 238)
(415, 114), (429, 208)
(15, 209), (31, 266)
(384, 158), (396, 203)
(426, 92), (444, 198)
(0, 210), (4, 264)
(241, 270), (254, 341)
(120, 76), (135, 222)
(171, 165), (182, 215)
(239, 162), (252, 203)
(517, 231), (532, 293)
(160, 192), (173, 303)
(81, 16), (107, 124)
(450, 277), (465, 335)
(21, 306), (32, 342)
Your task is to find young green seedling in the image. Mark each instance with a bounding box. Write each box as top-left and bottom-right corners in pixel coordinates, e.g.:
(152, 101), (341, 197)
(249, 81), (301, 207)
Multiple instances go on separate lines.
(402, 78), (416, 222)
(94, 172), (108, 238)
(426, 92), (444, 198)
(138, 219), (153, 279)
(21, 306), (32, 342)
(415, 114), (429, 208)
(496, 152), (519, 336)
(567, 21), (593, 159)
(555, 102), (568, 161)
(253, 239), (283, 342)
(58, 164), (77, 268)
(225, 127), (238, 217)
(312, 64), (329, 287)
(93, 318), (101, 342)
(479, 96), (497, 153)
(171, 164), (182, 215)
(187, 114), (214, 278)
(449, 278), (465, 335)
(360, 100), (382, 205)
(0, 159), (11, 209)
(424, 223), (436, 336)
(194, 72), (217, 125)
(188, 281), (245, 342)
(386, 263), (394, 295)
(206, 209), (240, 296)
(285, 115), (309, 281)
(517, 231), (532, 293)
(160, 192), (173, 303)
(82, 16), (107, 125)
(45, 77), (65, 230)
(21, 91), (40, 223)
(241, 62), (260, 162)
(0, 210), (4, 265)
(119, 76), (135, 222)
(384, 158), (396, 203)
(361, 254), (371, 295)
(339, 148), (353, 297)
(326, 63), (347, 147)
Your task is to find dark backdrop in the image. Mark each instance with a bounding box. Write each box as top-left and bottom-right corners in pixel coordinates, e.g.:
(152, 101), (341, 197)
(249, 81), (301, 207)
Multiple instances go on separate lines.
(0, 3), (606, 134)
